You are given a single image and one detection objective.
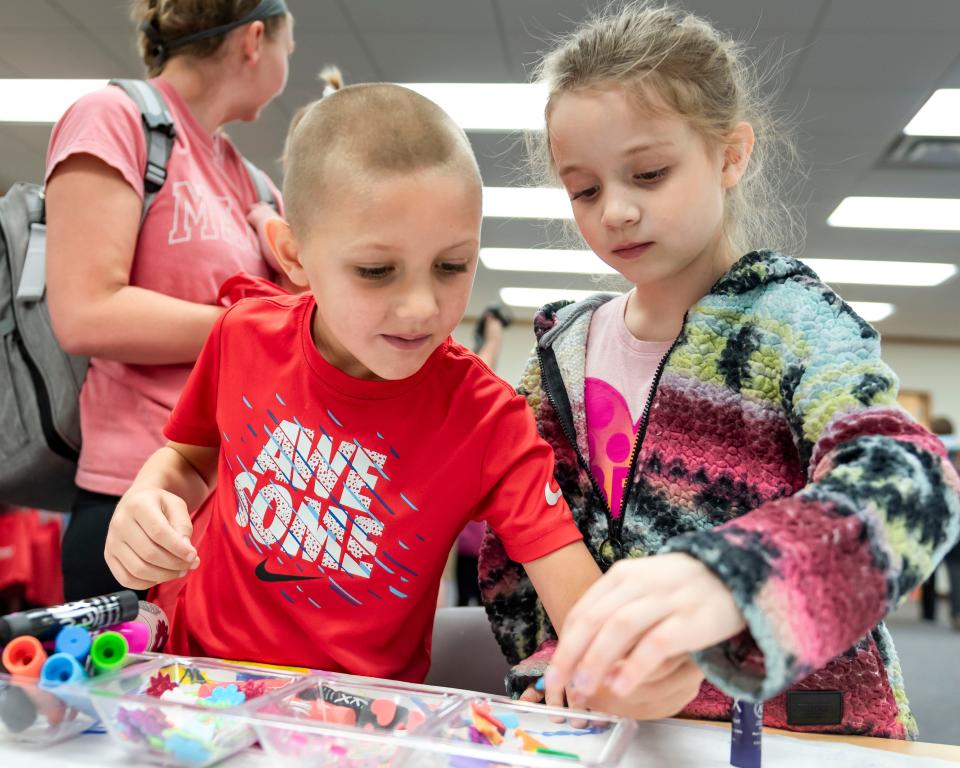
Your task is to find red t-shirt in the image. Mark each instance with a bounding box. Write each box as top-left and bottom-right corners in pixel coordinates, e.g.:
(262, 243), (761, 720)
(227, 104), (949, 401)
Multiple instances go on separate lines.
(164, 293), (581, 681)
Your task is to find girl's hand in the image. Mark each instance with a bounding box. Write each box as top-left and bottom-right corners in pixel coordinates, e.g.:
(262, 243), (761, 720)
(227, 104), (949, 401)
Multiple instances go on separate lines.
(546, 553), (745, 707)
(577, 656), (705, 720)
(105, 488), (200, 590)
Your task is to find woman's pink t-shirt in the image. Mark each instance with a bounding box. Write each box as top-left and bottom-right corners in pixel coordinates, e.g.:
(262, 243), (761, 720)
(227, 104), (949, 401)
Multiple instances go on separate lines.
(46, 77), (278, 496)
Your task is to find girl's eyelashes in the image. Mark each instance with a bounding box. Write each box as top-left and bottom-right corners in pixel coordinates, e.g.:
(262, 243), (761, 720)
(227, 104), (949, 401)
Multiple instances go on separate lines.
(635, 167), (668, 182)
(569, 168), (668, 201)
(354, 265), (393, 280)
(571, 185), (599, 201)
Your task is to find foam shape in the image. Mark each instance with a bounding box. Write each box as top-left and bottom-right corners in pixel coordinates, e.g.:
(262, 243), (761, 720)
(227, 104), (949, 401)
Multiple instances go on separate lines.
(371, 697), (397, 728)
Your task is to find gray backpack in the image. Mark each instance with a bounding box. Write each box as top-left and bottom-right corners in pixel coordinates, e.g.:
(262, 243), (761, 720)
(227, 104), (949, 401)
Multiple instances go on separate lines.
(0, 79), (277, 511)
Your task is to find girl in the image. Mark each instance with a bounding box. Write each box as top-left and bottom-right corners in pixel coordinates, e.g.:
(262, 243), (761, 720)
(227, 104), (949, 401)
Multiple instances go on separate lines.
(46, 0), (294, 600)
(479, 1), (960, 739)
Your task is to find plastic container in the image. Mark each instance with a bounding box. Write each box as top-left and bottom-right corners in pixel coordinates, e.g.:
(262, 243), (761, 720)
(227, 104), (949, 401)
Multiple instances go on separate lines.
(87, 656), (304, 767)
(250, 672), (464, 768)
(412, 695), (637, 767)
(0, 652), (152, 746)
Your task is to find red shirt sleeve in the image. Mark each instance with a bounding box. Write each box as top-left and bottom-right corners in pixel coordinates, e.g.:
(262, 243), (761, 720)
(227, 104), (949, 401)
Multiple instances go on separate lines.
(474, 394), (582, 563)
(163, 310), (226, 447)
(45, 85), (147, 198)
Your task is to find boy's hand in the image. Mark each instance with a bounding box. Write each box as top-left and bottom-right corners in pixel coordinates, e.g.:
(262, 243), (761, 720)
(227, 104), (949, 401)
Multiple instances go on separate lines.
(105, 488), (200, 590)
(545, 553), (744, 708)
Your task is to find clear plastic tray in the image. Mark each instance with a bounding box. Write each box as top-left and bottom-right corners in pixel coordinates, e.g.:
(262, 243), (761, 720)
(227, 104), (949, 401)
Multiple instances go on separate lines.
(415, 695), (637, 767)
(250, 672), (465, 767)
(248, 672), (635, 768)
(0, 652), (153, 747)
(86, 655), (305, 767)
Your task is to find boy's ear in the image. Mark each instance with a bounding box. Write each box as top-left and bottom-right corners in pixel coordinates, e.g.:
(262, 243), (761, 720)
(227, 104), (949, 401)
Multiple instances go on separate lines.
(721, 121), (755, 190)
(265, 218), (310, 288)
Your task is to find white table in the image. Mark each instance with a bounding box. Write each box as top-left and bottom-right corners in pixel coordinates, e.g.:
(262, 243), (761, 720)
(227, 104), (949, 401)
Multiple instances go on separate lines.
(3, 718), (958, 767)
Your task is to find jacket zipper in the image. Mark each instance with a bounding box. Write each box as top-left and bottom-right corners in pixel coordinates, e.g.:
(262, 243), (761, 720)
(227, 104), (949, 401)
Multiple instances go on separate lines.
(536, 311), (687, 564)
(612, 323), (685, 547)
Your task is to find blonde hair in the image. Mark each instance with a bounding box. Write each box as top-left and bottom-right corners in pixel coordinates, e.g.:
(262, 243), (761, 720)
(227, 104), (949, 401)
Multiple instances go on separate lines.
(281, 66), (345, 174)
(532, 0), (803, 256)
(131, 0), (288, 76)
(283, 83), (481, 239)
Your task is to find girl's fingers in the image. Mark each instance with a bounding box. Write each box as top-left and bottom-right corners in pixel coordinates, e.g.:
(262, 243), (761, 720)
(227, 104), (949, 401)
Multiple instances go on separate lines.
(613, 614), (695, 692)
(549, 581), (656, 693)
(565, 597), (674, 699)
(519, 685), (544, 704)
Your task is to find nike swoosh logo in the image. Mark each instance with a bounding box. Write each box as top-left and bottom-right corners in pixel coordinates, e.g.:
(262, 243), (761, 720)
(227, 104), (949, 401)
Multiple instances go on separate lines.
(255, 557), (322, 582)
(545, 481), (562, 506)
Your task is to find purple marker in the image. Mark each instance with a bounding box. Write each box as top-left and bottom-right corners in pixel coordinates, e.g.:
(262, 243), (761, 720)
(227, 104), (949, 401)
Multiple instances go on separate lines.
(730, 699), (762, 768)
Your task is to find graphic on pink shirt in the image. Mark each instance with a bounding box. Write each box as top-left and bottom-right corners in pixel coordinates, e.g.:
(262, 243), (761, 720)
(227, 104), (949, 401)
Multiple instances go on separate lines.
(585, 377), (641, 517)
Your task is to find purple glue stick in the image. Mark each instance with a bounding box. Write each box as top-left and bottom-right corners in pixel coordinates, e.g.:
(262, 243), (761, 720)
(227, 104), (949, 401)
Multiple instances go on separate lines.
(731, 699), (762, 768)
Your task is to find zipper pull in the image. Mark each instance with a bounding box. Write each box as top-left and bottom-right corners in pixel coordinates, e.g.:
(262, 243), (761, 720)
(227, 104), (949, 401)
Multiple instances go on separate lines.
(599, 537), (623, 566)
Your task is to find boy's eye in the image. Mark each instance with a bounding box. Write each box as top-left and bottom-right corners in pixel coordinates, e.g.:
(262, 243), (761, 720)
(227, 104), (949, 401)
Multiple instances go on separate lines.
(436, 261), (469, 275)
(355, 265), (393, 280)
(635, 167), (667, 183)
(570, 185), (599, 202)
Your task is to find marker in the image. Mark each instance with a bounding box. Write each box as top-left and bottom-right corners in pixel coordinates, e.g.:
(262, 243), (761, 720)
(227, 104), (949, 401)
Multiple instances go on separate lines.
(111, 601), (169, 653)
(55, 625), (92, 662)
(2, 635), (47, 678)
(89, 631), (128, 675)
(0, 591), (139, 643)
(730, 699), (762, 768)
(0, 682), (37, 734)
(39, 653), (96, 718)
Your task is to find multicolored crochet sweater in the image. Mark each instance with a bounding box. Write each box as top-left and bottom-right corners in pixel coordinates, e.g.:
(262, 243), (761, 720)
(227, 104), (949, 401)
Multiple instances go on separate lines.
(479, 251), (960, 739)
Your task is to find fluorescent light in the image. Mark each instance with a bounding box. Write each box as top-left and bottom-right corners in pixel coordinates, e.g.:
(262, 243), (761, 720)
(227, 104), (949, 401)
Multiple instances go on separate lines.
(828, 197), (960, 231)
(481, 248), (615, 274)
(848, 302), (895, 322)
(0, 79), (106, 122)
(483, 187), (572, 219)
(500, 287), (600, 308)
(501, 287), (895, 322)
(904, 89), (960, 137)
(401, 83), (547, 132)
(804, 258), (956, 287)
(485, 248), (956, 287)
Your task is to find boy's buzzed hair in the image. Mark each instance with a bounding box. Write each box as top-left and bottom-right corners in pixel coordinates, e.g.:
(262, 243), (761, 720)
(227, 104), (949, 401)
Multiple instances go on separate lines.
(283, 83), (481, 238)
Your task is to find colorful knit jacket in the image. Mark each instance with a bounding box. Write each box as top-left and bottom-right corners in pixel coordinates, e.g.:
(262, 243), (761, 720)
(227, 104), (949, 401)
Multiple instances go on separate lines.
(479, 251), (960, 739)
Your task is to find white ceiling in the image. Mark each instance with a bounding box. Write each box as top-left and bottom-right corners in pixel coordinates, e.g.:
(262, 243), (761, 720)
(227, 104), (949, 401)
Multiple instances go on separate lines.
(1, 0), (959, 339)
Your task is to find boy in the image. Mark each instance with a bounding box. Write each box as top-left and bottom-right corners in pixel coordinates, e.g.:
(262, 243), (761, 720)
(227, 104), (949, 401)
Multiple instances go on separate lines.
(104, 84), (601, 681)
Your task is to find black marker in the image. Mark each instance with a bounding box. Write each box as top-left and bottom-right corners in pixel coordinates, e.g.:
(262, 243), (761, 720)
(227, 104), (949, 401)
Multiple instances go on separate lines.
(0, 591), (139, 644)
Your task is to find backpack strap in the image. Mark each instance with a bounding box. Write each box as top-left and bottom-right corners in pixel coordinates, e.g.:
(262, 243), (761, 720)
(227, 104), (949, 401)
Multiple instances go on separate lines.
(108, 79), (176, 224)
(242, 157), (279, 213)
(109, 80), (278, 219)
